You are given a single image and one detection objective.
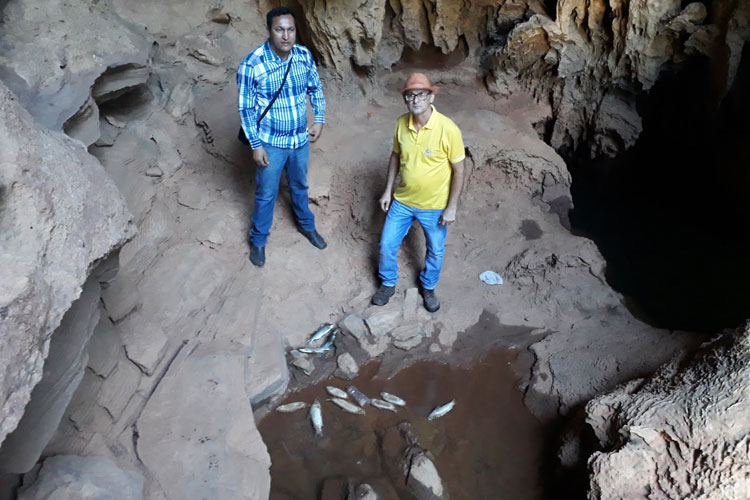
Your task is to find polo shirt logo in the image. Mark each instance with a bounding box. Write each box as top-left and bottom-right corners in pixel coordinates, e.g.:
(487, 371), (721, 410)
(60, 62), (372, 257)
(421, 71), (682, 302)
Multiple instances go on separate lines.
(425, 149), (432, 156)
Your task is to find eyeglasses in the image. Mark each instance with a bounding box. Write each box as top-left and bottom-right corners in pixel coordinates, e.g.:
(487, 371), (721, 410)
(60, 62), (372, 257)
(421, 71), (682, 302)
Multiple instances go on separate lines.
(403, 91), (431, 103)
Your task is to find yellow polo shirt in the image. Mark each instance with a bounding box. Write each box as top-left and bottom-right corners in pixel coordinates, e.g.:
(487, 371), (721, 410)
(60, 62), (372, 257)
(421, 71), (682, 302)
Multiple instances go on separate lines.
(393, 106), (465, 210)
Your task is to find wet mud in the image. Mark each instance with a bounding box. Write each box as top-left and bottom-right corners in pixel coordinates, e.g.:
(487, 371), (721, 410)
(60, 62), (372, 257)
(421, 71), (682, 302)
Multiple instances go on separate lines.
(258, 347), (548, 499)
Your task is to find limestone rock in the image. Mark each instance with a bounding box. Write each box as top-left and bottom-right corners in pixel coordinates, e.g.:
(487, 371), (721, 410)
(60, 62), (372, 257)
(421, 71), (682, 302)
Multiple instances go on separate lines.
(0, 278), (100, 473)
(365, 306), (402, 337)
(393, 335), (423, 351)
(0, 81), (134, 448)
(115, 313), (169, 376)
(390, 323), (423, 342)
(586, 324), (750, 500)
(407, 451), (448, 500)
(0, 0), (151, 134)
(137, 341), (271, 500)
(335, 352), (360, 380)
(100, 274), (140, 323)
(247, 328), (289, 406)
(349, 483), (379, 500)
(17, 455), (143, 500)
(341, 314), (370, 345)
(403, 288), (420, 321)
(86, 318), (122, 379)
(290, 350), (315, 376)
(486, 0), (748, 158)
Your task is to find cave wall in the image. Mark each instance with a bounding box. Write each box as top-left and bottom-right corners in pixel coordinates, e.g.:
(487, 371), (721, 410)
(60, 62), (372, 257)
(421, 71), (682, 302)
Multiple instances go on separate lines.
(0, 81), (134, 452)
(0, 0), (747, 498)
(586, 323), (750, 499)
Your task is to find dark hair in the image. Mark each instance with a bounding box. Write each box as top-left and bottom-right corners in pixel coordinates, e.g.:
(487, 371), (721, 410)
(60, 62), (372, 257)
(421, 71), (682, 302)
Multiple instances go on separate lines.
(266, 7), (295, 30)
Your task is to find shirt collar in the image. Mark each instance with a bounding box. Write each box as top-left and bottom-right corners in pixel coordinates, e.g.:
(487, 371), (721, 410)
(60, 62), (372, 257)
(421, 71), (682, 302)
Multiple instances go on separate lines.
(264, 40), (295, 63)
(409, 105), (437, 131)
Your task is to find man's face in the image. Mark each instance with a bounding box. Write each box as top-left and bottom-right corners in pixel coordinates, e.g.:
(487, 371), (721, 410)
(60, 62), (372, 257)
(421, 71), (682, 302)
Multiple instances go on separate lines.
(269, 14), (296, 56)
(403, 90), (434, 115)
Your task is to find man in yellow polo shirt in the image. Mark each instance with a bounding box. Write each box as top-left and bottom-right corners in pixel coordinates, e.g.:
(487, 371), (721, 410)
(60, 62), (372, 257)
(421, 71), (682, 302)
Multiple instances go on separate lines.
(371, 73), (465, 312)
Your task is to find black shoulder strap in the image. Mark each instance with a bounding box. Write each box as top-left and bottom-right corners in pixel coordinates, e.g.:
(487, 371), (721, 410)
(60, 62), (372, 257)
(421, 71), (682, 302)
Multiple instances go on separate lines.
(257, 57), (292, 125)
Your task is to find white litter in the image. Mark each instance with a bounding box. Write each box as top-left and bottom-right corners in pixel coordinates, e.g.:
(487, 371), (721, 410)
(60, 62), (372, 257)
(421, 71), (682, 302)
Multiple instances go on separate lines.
(479, 271), (503, 285)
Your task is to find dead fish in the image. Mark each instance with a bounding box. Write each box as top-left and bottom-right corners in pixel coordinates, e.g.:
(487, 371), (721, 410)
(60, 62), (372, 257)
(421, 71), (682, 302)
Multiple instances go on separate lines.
(371, 399), (397, 412)
(306, 323), (336, 345)
(329, 397), (366, 415)
(427, 400), (455, 421)
(275, 401), (306, 413)
(326, 386), (348, 399)
(299, 330), (337, 354)
(310, 400), (323, 436)
(346, 385), (371, 407)
(381, 392), (407, 407)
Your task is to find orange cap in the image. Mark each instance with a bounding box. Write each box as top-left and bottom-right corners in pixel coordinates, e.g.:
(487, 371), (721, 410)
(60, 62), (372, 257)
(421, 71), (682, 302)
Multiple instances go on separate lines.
(399, 72), (439, 95)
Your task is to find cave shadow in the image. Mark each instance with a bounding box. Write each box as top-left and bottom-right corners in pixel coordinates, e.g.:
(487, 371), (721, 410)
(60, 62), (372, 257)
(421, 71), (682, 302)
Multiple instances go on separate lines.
(568, 47), (750, 334)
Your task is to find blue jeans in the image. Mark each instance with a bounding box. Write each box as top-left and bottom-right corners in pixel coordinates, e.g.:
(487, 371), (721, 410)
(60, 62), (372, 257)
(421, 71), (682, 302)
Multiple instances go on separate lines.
(249, 142), (315, 246)
(378, 199), (448, 290)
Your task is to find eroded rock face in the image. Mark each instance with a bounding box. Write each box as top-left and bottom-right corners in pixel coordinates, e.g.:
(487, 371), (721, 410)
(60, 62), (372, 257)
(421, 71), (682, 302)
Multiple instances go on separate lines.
(0, 0), (152, 145)
(585, 323), (750, 500)
(0, 81), (134, 448)
(17, 455), (143, 500)
(488, 0), (750, 157)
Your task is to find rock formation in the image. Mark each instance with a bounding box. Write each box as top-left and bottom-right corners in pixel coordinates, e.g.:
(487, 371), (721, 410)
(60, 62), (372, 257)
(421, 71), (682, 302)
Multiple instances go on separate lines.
(586, 323), (750, 500)
(0, 0), (746, 498)
(0, 81), (134, 453)
(17, 455), (143, 500)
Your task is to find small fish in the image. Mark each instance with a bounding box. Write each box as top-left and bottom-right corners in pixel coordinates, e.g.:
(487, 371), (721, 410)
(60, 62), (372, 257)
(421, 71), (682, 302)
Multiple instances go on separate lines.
(306, 323), (336, 345)
(275, 401), (306, 413)
(346, 386), (371, 407)
(371, 399), (397, 412)
(310, 400), (323, 436)
(329, 397), (366, 415)
(428, 400), (455, 421)
(326, 386), (348, 399)
(299, 330), (337, 354)
(381, 392), (407, 407)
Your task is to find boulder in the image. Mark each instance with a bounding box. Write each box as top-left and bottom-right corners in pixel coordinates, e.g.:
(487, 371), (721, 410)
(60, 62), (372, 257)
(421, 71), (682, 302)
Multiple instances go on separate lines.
(586, 323), (750, 500)
(0, 81), (134, 449)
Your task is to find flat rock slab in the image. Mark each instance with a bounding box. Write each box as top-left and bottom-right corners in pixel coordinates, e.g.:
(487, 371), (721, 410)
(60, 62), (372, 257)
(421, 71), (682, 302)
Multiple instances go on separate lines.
(364, 307), (402, 337)
(18, 455), (143, 500)
(137, 341), (270, 500)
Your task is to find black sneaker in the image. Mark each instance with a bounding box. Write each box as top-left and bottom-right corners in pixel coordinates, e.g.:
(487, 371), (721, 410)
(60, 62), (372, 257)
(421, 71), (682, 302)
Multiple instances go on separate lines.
(297, 227), (327, 249)
(249, 244), (265, 267)
(421, 288), (440, 312)
(371, 285), (395, 306)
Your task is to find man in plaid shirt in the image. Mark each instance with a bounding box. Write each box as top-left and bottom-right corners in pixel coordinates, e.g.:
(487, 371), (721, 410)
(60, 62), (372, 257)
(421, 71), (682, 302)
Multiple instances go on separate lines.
(238, 7), (327, 267)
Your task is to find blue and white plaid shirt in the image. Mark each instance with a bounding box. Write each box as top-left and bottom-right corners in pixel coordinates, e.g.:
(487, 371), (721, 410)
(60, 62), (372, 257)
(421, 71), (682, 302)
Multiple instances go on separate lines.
(237, 41), (325, 150)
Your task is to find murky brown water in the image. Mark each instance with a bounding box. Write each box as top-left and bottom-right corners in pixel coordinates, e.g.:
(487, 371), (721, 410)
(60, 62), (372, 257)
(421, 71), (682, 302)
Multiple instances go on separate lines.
(258, 348), (547, 499)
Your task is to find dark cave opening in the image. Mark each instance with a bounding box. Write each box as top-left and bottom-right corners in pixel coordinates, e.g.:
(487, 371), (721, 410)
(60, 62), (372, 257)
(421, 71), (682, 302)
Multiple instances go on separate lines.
(392, 37), (470, 71)
(568, 45), (750, 333)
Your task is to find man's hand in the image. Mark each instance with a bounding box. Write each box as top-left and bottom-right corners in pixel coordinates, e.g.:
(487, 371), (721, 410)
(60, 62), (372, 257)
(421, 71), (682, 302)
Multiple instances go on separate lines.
(439, 206), (457, 225)
(379, 191), (392, 212)
(309, 123), (324, 142)
(252, 147), (269, 167)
